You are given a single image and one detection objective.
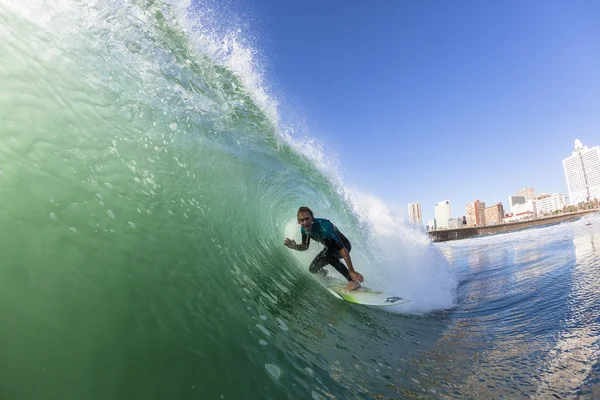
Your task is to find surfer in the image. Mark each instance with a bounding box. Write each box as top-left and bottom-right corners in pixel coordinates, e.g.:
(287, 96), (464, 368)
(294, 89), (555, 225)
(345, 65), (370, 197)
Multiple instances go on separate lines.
(284, 206), (364, 291)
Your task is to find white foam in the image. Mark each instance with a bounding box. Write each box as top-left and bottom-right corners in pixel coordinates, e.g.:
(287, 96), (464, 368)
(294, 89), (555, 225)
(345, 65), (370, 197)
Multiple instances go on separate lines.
(342, 188), (457, 313)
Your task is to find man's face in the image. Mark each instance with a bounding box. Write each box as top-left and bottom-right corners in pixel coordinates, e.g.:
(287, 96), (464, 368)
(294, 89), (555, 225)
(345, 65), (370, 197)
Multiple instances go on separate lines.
(297, 211), (314, 232)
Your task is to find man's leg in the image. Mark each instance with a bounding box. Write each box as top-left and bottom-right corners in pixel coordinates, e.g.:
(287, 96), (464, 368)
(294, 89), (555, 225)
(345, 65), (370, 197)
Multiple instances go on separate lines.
(323, 251), (352, 281)
(309, 248), (330, 276)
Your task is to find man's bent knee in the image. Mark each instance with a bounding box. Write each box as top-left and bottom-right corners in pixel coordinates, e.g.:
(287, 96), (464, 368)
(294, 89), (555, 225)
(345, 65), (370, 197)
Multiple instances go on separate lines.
(309, 263), (323, 273)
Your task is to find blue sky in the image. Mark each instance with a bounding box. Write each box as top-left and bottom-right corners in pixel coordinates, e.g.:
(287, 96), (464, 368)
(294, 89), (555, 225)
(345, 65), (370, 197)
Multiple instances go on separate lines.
(219, 0), (600, 223)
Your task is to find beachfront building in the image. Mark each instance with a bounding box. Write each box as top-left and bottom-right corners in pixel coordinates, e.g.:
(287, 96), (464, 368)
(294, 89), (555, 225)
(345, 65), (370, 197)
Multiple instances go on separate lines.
(448, 218), (463, 229)
(513, 200), (537, 218)
(503, 210), (536, 223)
(427, 219), (437, 231)
(434, 201), (452, 229)
(408, 203), (423, 226)
(563, 139), (600, 205)
(536, 193), (567, 215)
(508, 195), (527, 214)
(485, 203), (504, 225)
(516, 187), (536, 200)
(465, 200), (486, 226)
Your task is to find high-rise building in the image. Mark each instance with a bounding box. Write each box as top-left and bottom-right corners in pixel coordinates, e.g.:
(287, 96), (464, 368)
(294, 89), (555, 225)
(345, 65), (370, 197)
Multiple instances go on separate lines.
(465, 200), (486, 226)
(516, 187), (536, 200)
(434, 200), (452, 229)
(407, 203), (422, 225)
(563, 139), (600, 204)
(484, 203), (504, 225)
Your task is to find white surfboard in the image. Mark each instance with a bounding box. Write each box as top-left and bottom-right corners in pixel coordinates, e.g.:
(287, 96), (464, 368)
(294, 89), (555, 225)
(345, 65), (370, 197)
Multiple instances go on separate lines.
(321, 278), (411, 307)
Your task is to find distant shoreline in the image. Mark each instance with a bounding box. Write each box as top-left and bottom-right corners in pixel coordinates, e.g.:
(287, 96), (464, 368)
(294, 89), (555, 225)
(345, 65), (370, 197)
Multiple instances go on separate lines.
(428, 209), (598, 242)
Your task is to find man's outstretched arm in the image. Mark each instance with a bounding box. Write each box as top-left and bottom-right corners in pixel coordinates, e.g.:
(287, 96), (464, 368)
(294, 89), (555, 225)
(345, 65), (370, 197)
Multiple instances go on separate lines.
(284, 233), (309, 251)
(284, 238), (308, 251)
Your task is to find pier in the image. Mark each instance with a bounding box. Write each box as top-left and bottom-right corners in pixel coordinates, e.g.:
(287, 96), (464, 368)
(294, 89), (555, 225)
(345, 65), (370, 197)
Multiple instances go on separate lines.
(428, 210), (598, 242)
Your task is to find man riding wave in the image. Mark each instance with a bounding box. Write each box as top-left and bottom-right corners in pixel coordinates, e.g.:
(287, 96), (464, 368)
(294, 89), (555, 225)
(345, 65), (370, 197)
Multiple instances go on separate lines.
(284, 206), (364, 291)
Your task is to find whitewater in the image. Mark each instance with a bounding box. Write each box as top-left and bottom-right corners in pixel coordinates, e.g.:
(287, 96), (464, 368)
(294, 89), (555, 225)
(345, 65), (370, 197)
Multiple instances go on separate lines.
(1, 1), (599, 399)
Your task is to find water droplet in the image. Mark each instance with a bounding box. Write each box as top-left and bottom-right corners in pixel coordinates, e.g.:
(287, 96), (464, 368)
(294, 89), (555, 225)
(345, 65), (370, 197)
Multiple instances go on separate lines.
(96, 193), (103, 200)
(265, 364), (281, 380)
(256, 324), (270, 337)
(259, 315), (267, 321)
(128, 221), (136, 228)
(70, 227), (77, 233)
(259, 340), (267, 346)
(49, 213), (58, 221)
(107, 210), (115, 219)
(104, 182), (113, 189)
(304, 367), (314, 376)
(169, 123), (177, 130)
(277, 318), (288, 332)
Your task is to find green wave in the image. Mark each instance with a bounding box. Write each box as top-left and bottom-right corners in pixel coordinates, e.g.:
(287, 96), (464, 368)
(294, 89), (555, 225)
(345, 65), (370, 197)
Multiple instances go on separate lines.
(0, 2), (452, 399)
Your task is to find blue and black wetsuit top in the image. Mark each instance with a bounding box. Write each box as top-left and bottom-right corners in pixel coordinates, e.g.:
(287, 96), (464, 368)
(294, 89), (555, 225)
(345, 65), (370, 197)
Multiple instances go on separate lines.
(301, 218), (351, 253)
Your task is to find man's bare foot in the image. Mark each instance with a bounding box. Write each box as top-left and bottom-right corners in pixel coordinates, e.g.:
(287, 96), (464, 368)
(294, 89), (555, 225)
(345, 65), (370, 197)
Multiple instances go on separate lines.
(345, 280), (361, 292)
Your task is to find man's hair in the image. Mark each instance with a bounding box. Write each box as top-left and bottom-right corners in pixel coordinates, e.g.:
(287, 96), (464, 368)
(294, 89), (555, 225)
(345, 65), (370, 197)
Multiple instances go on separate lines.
(297, 206), (314, 217)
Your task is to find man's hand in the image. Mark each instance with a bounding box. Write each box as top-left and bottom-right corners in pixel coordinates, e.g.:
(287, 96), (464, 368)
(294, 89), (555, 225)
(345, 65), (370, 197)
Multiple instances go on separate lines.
(284, 238), (296, 249)
(349, 271), (364, 283)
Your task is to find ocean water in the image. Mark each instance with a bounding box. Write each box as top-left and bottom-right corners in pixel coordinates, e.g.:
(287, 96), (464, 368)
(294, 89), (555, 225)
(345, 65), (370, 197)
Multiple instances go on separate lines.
(1, 1), (599, 399)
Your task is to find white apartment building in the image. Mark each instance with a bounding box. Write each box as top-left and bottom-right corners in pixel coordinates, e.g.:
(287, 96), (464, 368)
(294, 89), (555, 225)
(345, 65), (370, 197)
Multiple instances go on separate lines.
(513, 200), (537, 217)
(536, 194), (567, 215)
(434, 200), (452, 229)
(448, 217), (463, 229)
(427, 219), (437, 231)
(408, 203), (423, 225)
(508, 196), (527, 214)
(563, 139), (600, 204)
(508, 195), (527, 214)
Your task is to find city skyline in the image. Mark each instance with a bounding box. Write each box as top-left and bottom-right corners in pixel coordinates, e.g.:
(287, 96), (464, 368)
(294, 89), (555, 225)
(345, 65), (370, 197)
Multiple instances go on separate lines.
(419, 139), (597, 228)
(228, 1), (600, 226)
